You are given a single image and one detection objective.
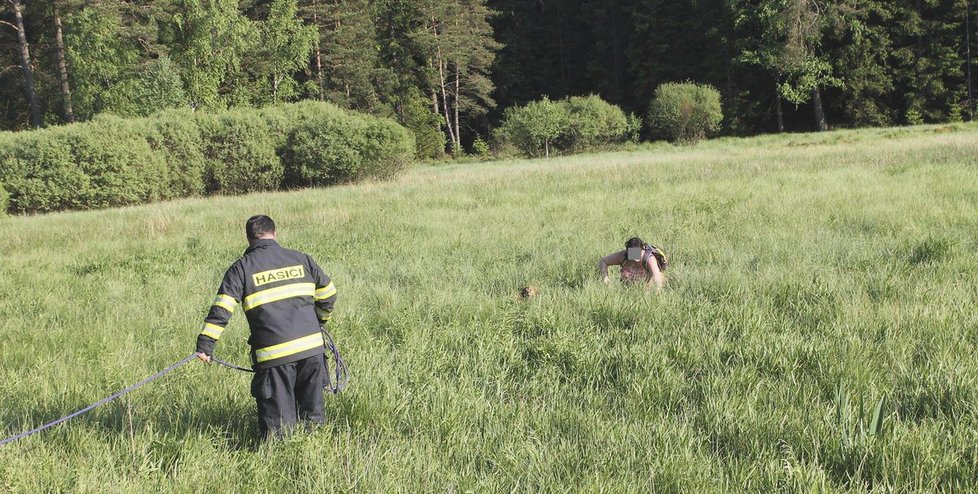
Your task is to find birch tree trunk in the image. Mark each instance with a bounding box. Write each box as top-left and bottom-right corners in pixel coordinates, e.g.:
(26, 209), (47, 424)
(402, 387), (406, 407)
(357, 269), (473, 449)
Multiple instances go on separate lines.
(435, 41), (456, 152)
(10, 0), (42, 128)
(453, 64), (461, 152)
(312, 1), (324, 101)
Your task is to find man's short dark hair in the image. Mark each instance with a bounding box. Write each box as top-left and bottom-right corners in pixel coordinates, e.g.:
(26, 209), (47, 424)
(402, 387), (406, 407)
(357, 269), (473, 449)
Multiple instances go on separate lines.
(246, 215), (276, 240)
(625, 237), (645, 249)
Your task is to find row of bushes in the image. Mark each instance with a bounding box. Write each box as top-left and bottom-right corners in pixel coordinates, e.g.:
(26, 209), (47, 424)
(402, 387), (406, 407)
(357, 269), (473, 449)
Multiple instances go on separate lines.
(493, 83), (723, 157)
(0, 101), (415, 215)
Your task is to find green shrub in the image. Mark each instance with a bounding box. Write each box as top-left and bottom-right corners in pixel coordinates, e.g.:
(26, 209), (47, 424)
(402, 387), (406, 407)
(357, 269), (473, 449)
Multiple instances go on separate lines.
(359, 119), (415, 180)
(72, 115), (170, 208)
(2, 118), (170, 212)
(0, 181), (8, 216)
(561, 95), (631, 151)
(282, 111), (361, 187)
(201, 110), (282, 195)
(647, 82), (723, 144)
(283, 110), (414, 187)
(496, 95), (634, 157)
(0, 128), (89, 213)
(259, 105), (294, 151)
(261, 100), (340, 152)
(145, 109), (207, 198)
(494, 97), (570, 158)
(471, 137), (490, 158)
(626, 113), (643, 142)
(0, 132), (12, 214)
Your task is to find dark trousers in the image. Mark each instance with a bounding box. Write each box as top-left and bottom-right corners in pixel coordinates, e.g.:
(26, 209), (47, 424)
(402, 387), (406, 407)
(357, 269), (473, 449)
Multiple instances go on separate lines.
(251, 353), (326, 438)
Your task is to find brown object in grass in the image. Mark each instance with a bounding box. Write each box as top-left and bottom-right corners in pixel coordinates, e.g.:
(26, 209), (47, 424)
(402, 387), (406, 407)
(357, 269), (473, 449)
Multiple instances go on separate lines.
(519, 286), (539, 299)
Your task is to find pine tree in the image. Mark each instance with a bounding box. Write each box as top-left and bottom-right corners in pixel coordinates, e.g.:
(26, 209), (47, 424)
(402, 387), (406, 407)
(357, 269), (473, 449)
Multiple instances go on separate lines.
(890, 0), (970, 123)
(822, 0), (896, 126)
(304, 0), (392, 113)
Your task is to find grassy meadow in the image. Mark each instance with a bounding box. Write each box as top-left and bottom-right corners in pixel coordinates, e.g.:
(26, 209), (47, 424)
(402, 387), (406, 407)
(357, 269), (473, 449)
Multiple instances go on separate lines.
(1, 123), (977, 492)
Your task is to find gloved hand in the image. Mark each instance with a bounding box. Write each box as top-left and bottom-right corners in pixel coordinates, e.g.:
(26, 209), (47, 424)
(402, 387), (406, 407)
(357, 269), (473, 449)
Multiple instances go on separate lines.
(196, 352), (211, 363)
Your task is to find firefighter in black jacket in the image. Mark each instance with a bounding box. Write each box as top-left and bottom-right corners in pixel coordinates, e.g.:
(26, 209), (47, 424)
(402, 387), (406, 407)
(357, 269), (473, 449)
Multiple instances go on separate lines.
(195, 215), (337, 438)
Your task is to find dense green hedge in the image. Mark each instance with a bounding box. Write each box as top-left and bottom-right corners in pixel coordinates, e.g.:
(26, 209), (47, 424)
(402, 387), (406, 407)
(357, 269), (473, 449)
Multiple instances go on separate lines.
(281, 104), (414, 187)
(144, 109), (208, 197)
(199, 111), (283, 195)
(0, 102), (414, 214)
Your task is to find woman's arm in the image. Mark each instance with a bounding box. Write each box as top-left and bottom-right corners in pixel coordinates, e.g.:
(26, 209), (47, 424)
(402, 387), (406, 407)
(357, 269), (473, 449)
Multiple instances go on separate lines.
(599, 251), (626, 283)
(646, 255), (665, 291)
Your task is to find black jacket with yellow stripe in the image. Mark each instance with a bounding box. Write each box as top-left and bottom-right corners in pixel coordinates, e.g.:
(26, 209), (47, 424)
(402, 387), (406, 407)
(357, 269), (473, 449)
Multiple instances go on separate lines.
(196, 239), (337, 370)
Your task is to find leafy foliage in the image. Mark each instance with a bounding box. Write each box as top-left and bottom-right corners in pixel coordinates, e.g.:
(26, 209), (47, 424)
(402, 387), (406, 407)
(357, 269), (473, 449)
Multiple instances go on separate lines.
(560, 95), (633, 151)
(0, 180), (7, 216)
(144, 109), (207, 197)
(282, 106), (414, 186)
(62, 2), (180, 120)
(167, 0), (258, 110)
(70, 115), (172, 207)
(494, 96), (569, 158)
(199, 111), (282, 195)
(495, 95), (633, 157)
(470, 136), (490, 157)
(0, 127), (93, 213)
(647, 82), (723, 144)
(253, 0), (318, 105)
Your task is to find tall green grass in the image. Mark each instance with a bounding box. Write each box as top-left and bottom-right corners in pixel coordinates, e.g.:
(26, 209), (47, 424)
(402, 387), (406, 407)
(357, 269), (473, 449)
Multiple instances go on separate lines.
(0, 123), (976, 492)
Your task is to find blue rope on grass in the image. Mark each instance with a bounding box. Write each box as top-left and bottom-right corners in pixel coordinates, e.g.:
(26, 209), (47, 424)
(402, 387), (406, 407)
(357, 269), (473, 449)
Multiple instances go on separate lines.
(322, 329), (349, 394)
(0, 354), (197, 447)
(1, 340), (348, 447)
(213, 330), (348, 393)
(211, 357), (254, 373)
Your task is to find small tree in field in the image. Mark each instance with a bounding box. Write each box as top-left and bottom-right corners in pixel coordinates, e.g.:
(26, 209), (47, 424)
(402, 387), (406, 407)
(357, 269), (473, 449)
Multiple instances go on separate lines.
(495, 97), (569, 158)
(561, 94), (632, 151)
(648, 82), (723, 144)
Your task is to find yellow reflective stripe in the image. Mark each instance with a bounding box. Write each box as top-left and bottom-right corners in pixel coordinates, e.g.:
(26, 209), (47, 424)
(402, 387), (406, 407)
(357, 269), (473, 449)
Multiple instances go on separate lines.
(242, 282), (315, 311)
(254, 333), (324, 363)
(200, 322), (226, 340)
(212, 293), (237, 313)
(315, 307), (332, 321)
(314, 282), (336, 300)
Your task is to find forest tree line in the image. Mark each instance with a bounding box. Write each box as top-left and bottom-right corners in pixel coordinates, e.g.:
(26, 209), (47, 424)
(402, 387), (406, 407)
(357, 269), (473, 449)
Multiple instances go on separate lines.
(1, 0), (975, 154)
